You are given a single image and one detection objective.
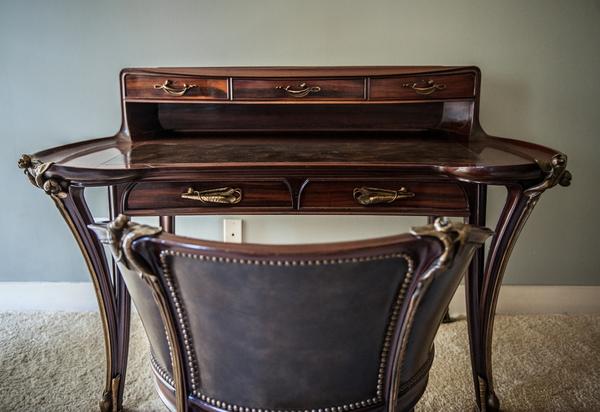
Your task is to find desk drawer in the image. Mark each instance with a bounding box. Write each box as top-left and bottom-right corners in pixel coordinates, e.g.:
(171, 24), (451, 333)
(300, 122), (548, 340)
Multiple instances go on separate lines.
(125, 75), (229, 100)
(232, 78), (365, 100)
(300, 180), (468, 214)
(370, 74), (475, 100)
(124, 181), (291, 213)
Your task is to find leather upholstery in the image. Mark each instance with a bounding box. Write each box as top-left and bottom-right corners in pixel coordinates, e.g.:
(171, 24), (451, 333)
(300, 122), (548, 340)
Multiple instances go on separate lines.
(166, 254), (408, 408)
(118, 261), (173, 378)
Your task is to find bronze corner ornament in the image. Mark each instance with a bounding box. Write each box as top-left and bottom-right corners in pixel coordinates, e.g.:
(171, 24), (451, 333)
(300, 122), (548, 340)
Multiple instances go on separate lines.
(527, 153), (571, 197)
(88, 214), (162, 277)
(411, 217), (492, 272)
(18, 154), (68, 198)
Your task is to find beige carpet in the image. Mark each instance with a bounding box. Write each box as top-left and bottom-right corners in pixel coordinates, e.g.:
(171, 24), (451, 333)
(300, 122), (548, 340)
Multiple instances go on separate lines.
(0, 313), (599, 411)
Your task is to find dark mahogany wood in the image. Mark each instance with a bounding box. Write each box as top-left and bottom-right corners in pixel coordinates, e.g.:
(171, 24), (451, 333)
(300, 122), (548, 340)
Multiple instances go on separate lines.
(125, 180), (292, 214)
(54, 186), (120, 411)
(37, 135), (554, 185)
(125, 75), (228, 100)
(153, 104), (448, 133)
(370, 73), (476, 100)
(108, 186), (131, 411)
(463, 183), (490, 410)
(232, 78), (365, 100)
(469, 184), (538, 411)
(299, 179), (469, 215)
(160, 215), (176, 233)
(19, 66), (571, 412)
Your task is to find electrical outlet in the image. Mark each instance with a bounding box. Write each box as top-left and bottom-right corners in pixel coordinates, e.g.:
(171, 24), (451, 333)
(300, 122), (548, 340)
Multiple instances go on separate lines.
(223, 219), (243, 243)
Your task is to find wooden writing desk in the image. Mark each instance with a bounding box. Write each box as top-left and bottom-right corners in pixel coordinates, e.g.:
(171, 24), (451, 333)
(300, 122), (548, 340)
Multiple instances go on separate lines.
(19, 66), (571, 412)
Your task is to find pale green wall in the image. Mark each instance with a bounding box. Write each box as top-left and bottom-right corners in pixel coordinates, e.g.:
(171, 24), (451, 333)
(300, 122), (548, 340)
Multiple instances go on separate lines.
(1, 0), (598, 284)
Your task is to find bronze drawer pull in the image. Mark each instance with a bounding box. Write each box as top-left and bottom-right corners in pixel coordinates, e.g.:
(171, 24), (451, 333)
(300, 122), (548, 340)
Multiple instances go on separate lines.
(276, 82), (321, 98)
(153, 80), (197, 96)
(353, 186), (415, 205)
(402, 79), (447, 95)
(181, 187), (242, 205)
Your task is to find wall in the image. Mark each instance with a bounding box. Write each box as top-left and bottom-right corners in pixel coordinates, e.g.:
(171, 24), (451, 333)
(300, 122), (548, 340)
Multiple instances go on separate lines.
(1, 0), (598, 284)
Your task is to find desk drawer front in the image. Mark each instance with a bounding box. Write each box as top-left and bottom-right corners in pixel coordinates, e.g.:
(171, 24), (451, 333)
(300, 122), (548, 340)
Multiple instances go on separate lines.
(124, 181), (291, 213)
(370, 74), (475, 100)
(232, 78), (365, 100)
(300, 180), (468, 213)
(125, 75), (229, 100)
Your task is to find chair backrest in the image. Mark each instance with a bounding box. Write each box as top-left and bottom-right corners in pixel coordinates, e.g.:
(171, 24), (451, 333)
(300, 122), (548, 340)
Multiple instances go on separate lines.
(90, 216), (490, 412)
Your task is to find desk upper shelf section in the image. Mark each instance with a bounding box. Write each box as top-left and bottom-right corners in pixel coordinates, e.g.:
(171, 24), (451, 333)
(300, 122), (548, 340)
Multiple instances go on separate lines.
(119, 66), (480, 140)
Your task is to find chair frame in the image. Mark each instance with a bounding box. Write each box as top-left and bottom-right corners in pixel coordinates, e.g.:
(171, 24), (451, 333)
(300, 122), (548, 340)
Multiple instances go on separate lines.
(90, 216), (491, 412)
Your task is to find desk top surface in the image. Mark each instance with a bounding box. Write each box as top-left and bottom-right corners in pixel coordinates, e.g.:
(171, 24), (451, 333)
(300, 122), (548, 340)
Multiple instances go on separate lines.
(33, 133), (561, 186)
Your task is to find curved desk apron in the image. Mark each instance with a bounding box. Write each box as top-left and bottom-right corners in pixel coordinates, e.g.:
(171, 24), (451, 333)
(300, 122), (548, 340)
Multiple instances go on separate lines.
(18, 66), (571, 412)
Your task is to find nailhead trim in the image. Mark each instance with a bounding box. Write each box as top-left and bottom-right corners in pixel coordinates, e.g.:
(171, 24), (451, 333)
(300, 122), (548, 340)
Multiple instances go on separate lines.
(158, 249), (415, 412)
(150, 351), (175, 387)
(160, 252), (201, 391)
(161, 323), (175, 380)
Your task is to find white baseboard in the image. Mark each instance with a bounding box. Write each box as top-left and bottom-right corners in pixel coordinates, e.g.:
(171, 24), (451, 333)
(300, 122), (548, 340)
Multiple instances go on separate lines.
(448, 285), (600, 315)
(0, 282), (598, 314)
(0, 282), (98, 312)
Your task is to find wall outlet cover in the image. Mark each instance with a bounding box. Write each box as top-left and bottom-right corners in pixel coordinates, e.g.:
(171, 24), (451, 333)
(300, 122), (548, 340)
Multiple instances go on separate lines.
(223, 219), (243, 243)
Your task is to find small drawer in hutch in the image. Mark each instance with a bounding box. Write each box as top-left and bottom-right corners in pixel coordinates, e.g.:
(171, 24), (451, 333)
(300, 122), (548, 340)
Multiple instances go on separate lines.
(232, 78), (365, 100)
(124, 75), (229, 100)
(370, 74), (475, 100)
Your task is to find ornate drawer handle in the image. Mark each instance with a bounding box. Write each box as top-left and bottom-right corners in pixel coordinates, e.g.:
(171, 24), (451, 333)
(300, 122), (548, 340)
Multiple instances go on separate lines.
(402, 79), (447, 95)
(181, 187), (242, 205)
(276, 82), (321, 98)
(353, 186), (415, 205)
(153, 80), (197, 96)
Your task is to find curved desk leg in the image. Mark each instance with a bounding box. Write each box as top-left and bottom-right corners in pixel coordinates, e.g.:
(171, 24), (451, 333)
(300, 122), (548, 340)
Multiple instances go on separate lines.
(466, 184), (547, 411)
(109, 186), (130, 412)
(465, 154), (569, 412)
(113, 275), (130, 412)
(463, 184), (491, 410)
(19, 157), (125, 411)
(53, 186), (121, 412)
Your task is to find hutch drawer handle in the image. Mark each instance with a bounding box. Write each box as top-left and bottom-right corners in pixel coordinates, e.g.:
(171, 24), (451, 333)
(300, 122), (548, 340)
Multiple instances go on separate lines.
(276, 82), (321, 98)
(181, 187), (242, 205)
(153, 80), (197, 96)
(402, 80), (447, 95)
(353, 186), (415, 205)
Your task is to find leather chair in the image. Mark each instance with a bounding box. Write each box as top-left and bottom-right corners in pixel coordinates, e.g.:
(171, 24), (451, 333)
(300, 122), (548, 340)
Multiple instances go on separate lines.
(90, 216), (491, 412)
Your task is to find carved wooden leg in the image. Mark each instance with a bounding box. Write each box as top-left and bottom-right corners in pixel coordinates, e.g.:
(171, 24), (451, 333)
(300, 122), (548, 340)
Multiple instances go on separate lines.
(113, 275), (130, 411)
(109, 186), (130, 411)
(55, 186), (121, 412)
(464, 183), (503, 412)
(468, 185), (538, 411)
(467, 184), (560, 409)
(465, 155), (570, 412)
(18, 156), (125, 411)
